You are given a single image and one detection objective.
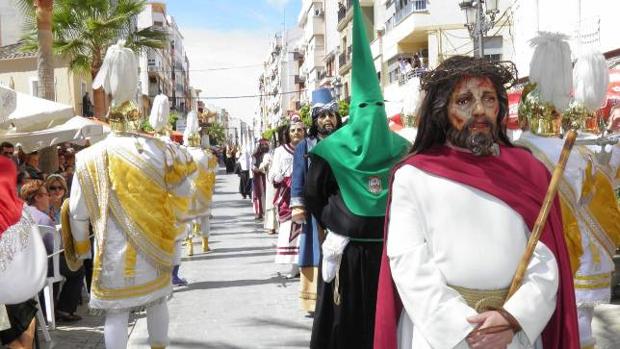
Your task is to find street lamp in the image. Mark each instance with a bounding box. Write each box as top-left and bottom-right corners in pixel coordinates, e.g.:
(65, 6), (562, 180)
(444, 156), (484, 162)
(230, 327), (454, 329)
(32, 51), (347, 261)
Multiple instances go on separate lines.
(459, 0), (499, 58)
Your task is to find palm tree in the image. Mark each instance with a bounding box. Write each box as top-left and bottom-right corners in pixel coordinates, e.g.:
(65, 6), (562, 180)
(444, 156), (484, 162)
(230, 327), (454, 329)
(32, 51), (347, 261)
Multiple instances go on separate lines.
(21, 0), (168, 118)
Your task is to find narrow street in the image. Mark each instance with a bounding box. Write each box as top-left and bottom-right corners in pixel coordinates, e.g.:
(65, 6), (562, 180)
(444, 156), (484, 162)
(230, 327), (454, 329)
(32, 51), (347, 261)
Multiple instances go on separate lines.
(126, 169), (313, 348)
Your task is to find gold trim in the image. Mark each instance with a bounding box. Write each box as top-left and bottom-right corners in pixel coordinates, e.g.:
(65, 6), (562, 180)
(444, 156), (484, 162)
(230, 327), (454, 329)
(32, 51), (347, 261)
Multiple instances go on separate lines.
(450, 285), (508, 312)
(125, 244), (137, 278)
(60, 198), (86, 272)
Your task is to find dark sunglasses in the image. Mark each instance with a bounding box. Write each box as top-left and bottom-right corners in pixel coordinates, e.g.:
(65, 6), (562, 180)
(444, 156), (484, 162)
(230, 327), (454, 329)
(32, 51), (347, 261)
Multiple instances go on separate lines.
(48, 186), (65, 191)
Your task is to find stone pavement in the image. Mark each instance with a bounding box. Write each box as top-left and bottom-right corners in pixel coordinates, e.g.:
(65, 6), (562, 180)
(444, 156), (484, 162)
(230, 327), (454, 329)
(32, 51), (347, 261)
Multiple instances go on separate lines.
(37, 167), (620, 348)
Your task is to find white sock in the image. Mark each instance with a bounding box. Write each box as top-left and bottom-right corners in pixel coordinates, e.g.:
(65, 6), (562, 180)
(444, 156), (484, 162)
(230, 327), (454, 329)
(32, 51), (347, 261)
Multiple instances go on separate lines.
(147, 301), (170, 347)
(104, 311), (129, 349)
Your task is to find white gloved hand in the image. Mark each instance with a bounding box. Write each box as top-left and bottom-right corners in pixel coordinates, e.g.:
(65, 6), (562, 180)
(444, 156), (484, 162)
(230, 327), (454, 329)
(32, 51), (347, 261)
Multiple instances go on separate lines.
(321, 231), (350, 283)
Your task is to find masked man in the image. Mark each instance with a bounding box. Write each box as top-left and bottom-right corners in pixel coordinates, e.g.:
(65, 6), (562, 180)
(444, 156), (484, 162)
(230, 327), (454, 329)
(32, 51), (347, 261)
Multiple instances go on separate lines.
(306, 2), (410, 347)
(68, 42), (196, 349)
(516, 36), (620, 349)
(291, 87), (342, 314)
(373, 54), (580, 349)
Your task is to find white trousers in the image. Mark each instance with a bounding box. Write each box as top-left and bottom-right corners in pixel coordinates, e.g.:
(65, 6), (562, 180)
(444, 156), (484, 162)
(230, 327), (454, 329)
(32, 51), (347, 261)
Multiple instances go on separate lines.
(104, 300), (169, 349)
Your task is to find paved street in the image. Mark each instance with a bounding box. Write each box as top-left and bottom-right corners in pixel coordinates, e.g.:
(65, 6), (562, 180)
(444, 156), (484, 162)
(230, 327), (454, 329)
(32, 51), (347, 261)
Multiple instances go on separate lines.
(40, 167), (620, 348)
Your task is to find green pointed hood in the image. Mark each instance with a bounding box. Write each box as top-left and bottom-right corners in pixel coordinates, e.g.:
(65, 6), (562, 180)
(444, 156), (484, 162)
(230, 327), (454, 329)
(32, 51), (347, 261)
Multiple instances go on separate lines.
(310, 0), (410, 217)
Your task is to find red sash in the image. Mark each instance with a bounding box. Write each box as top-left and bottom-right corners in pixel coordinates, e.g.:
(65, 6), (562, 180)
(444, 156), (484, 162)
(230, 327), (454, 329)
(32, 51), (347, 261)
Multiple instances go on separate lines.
(374, 145), (579, 349)
(0, 157), (22, 235)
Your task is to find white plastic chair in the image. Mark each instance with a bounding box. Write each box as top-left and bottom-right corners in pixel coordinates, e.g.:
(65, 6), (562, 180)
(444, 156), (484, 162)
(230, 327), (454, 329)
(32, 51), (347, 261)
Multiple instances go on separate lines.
(38, 225), (65, 331)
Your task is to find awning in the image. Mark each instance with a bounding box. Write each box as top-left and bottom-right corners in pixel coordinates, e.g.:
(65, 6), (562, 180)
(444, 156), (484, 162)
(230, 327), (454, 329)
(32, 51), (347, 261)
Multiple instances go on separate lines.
(0, 116), (108, 153)
(0, 90), (74, 132)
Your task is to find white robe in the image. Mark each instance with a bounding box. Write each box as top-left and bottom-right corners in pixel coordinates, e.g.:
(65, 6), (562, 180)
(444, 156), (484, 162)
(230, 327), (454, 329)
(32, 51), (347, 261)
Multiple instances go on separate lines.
(388, 164), (559, 349)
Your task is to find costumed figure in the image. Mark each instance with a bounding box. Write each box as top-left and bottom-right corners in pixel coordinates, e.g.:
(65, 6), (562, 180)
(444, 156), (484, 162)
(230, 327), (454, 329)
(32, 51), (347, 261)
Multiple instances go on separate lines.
(306, 2), (410, 347)
(269, 118), (306, 277)
(0, 86), (47, 348)
(516, 34), (620, 349)
(183, 111), (216, 254)
(373, 54), (580, 349)
(149, 93), (194, 287)
(68, 41), (197, 349)
(225, 143), (237, 174)
(237, 145), (252, 199)
(291, 87), (342, 314)
(260, 138), (278, 235)
(251, 139), (269, 220)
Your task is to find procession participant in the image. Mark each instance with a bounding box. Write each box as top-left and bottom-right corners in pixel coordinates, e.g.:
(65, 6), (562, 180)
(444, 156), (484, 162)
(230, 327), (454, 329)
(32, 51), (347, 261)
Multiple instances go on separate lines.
(373, 54), (580, 349)
(149, 93), (193, 286)
(0, 86), (47, 349)
(269, 117), (306, 278)
(517, 39), (620, 349)
(68, 41), (196, 349)
(183, 111), (216, 254)
(306, 1), (410, 347)
(251, 139), (269, 220)
(260, 138), (278, 235)
(291, 87), (342, 314)
(237, 145), (252, 199)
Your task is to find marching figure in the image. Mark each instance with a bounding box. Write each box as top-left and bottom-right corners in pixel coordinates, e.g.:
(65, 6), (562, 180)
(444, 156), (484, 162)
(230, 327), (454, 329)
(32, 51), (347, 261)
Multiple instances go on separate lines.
(306, 1), (410, 347)
(183, 111), (216, 254)
(68, 41), (196, 349)
(270, 117), (306, 278)
(373, 53), (580, 348)
(291, 87), (343, 314)
(516, 35), (620, 349)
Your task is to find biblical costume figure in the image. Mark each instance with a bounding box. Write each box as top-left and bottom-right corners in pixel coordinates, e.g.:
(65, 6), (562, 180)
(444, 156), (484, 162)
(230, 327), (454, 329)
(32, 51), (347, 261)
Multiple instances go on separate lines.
(68, 42), (196, 349)
(307, 2), (410, 347)
(0, 86), (47, 347)
(516, 36), (620, 349)
(183, 111), (216, 254)
(260, 140), (278, 235)
(269, 119), (306, 276)
(373, 55), (580, 349)
(252, 139), (269, 219)
(292, 87), (342, 313)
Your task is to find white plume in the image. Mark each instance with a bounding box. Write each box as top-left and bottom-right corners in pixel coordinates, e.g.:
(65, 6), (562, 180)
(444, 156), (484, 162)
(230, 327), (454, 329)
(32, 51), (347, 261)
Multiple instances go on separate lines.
(149, 94), (170, 132)
(573, 48), (609, 110)
(183, 111), (200, 145)
(0, 86), (17, 125)
(529, 32), (573, 111)
(92, 40), (138, 107)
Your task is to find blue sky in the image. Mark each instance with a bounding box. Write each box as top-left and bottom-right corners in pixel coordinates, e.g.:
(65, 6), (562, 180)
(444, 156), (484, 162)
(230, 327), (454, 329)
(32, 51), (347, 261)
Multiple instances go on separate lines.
(166, 0), (301, 33)
(164, 0), (302, 122)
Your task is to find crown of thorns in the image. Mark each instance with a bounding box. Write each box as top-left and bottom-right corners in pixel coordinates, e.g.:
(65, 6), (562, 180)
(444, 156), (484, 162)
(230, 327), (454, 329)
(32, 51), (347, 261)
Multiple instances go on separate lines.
(420, 56), (518, 91)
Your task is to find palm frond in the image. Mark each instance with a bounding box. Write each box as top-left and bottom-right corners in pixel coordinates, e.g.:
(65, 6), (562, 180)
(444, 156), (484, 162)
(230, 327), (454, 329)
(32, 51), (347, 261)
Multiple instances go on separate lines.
(68, 55), (91, 76)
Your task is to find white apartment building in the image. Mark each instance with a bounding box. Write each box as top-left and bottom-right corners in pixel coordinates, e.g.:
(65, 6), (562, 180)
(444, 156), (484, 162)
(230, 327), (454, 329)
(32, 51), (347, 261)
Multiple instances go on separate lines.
(168, 15), (191, 113)
(258, 28), (303, 131)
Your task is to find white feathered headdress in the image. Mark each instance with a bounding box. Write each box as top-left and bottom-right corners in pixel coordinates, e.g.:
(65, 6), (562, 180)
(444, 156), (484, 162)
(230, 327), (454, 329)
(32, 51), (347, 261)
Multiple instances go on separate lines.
(183, 111), (200, 145)
(529, 32), (573, 111)
(149, 94), (170, 132)
(573, 48), (609, 111)
(92, 40), (138, 107)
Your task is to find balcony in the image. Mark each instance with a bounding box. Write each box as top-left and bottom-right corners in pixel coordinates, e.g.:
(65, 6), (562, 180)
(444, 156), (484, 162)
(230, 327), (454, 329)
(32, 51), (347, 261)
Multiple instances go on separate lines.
(385, 0), (428, 32)
(337, 0), (353, 31)
(294, 75), (306, 84)
(338, 46), (352, 75)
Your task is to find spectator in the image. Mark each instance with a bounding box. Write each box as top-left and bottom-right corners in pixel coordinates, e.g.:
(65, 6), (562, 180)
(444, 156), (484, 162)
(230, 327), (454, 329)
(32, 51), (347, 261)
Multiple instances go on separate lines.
(23, 152), (44, 180)
(45, 174), (68, 223)
(19, 180), (84, 323)
(1, 141), (14, 160)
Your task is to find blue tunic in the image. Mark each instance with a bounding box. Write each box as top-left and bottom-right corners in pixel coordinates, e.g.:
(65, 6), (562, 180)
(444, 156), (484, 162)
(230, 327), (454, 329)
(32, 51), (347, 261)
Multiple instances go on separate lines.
(292, 137), (321, 267)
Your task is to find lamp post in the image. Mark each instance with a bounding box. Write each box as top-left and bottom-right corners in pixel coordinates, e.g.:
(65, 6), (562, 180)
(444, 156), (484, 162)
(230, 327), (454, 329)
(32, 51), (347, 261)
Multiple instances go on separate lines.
(459, 0), (499, 58)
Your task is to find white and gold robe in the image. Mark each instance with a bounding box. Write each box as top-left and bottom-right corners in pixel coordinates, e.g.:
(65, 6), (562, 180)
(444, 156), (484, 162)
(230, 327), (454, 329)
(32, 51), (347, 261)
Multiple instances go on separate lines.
(518, 132), (620, 348)
(69, 133), (196, 311)
(388, 164), (559, 349)
(186, 146), (216, 239)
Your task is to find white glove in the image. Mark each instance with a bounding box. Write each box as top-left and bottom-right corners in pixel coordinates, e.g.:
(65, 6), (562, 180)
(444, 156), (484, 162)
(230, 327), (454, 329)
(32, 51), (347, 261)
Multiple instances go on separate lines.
(321, 230), (350, 283)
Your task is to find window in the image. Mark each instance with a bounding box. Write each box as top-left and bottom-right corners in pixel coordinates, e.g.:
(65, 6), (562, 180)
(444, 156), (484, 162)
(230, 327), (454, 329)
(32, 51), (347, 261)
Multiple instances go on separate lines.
(29, 78), (39, 97)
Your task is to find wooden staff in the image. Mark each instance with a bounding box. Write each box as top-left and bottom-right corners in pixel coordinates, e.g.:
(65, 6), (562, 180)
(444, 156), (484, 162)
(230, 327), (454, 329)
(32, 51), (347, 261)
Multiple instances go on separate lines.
(506, 129), (577, 299)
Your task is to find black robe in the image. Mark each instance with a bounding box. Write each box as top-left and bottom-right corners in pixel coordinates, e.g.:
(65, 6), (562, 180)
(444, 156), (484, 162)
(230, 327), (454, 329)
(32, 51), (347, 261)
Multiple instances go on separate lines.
(305, 155), (384, 349)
